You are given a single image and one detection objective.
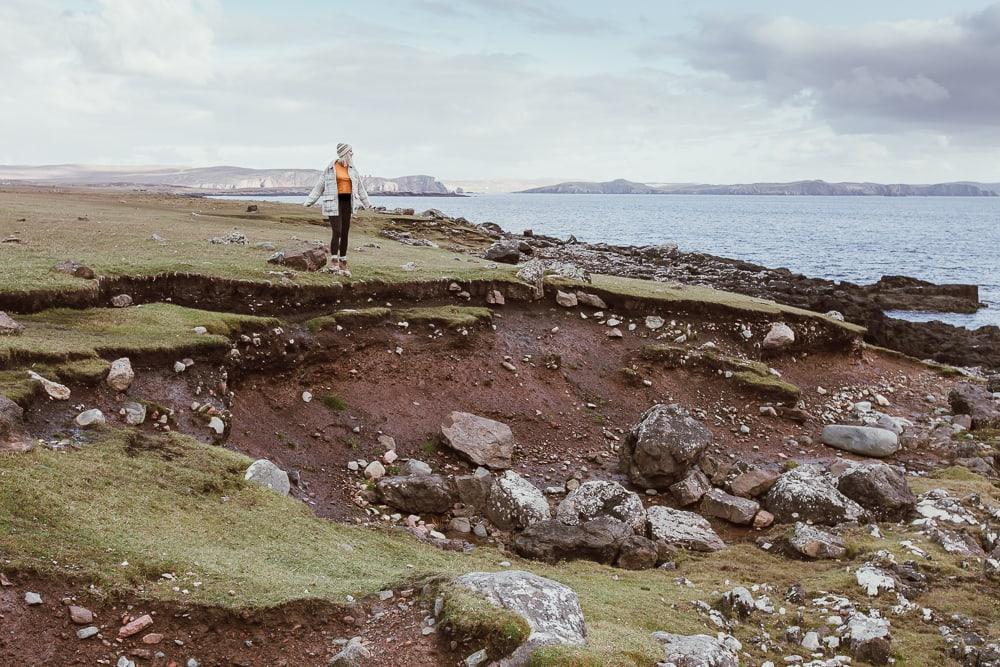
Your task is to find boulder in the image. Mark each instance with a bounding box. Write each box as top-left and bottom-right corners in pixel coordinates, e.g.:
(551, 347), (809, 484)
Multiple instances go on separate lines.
(110, 294), (133, 308)
(244, 459), (290, 495)
(763, 465), (867, 526)
(646, 505), (725, 556)
(329, 637), (371, 666)
(453, 571), (586, 662)
(0, 396), (32, 453)
(555, 290), (578, 308)
(441, 412), (513, 469)
(0, 311), (24, 336)
(847, 612), (892, 665)
(619, 404), (713, 490)
(669, 468), (711, 506)
(515, 259), (546, 298)
(28, 371), (70, 400)
(513, 518), (630, 565)
(401, 459), (433, 476)
(616, 534), (658, 570)
(700, 488), (759, 525)
(821, 425), (899, 458)
(762, 322), (795, 350)
(123, 402), (146, 426)
(836, 462), (915, 521)
(651, 632), (739, 667)
(789, 522), (847, 559)
(483, 240), (521, 264)
(554, 480), (646, 533)
(949, 382), (1000, 430)
(53, 260), (95, 279)
(455, 467), (493, 510)
(376, 474), (456, 514)
(106, 357), (135, 392)
(485, 470), (550, 531)
(75, 409), (105, 428)
(267, 242), (328, 271)
(575, 292), (607, 309)
(726, 465), (780, 498)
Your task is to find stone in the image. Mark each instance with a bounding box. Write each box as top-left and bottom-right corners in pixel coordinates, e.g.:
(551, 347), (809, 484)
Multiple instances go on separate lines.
(700, 488), (759, 525)
(402, 459), (432, 476)
(376, 474), (456, 514)
(28, 371), (70, 400)
(119, 613), (153, 637)
(141, 632), (164, 644)
(789, 522), (846, 559)
(762, 322), (795, 350)
(110, 293), (133, 308)
(483, 240), (522, 264)
(24, 591), (42, 605)
(207, 416), (225, 435)
(949, 382), (1000, 430)
(555, 290), (578, 308)
(727, 465), (780, 498)
(575, 292), (607, 309)
(485, 470), (551, 531)
(0, 395), (32, 452)
(464, 649), (488, 667)
(514, 518), (631, 565)
(651, 632), (739, 667)
(455, 467), (493, 510)
(75, 409), (106, 428)
(486, 289), (505, 305)
(617, 534), (659, 570)
(53, 260), (95, 279)
(244, 459), (290, 495)
(619, 404), (713, 490)
(0, 311), (24, 336)
(646, 505), (726, 556)
(821, 425), (899, 458)
(364, 460), (386, 481)
(718, 586), (755, 620)
(173, 361), (187, 373)
(836, 462), (916, 521)
(669, 469), (711, 506)
(555, 480), (646, 533)
(753, 509), (774, 529)
(267, 242), (328, 271)
(515, 259), (546, 297)
(69, 605), (94, 624)
(77, 626), (99, 640)
(106, 357), (135, 391)
(606, 328), (623, 339)
(645, 315), (665, 330)
(847, 612), (892, 665)
(450, 517), (472, 533)
(123, 402), (147, 426)
(763, 465), (867, 526)
(440, 411), (514, 469)
(329, 637), (371, 666)
(453, 571), (586, 662)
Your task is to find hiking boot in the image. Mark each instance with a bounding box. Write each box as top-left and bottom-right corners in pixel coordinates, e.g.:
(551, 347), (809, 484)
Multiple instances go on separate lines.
(340, 258), (352, 277)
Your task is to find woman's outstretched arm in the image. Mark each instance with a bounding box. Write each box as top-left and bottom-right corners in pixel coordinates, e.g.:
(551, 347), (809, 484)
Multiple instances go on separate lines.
(303, 170), (326, 207)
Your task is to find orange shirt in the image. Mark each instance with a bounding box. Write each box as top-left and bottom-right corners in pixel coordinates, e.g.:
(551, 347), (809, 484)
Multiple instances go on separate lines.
(335, 162), (352, 194)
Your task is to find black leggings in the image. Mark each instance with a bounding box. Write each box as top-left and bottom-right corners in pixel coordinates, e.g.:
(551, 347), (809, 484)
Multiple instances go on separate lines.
(327, 193), (352, 257)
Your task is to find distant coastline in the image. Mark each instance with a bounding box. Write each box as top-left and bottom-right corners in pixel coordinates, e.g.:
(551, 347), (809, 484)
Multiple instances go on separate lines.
(521, 178), (999, 197)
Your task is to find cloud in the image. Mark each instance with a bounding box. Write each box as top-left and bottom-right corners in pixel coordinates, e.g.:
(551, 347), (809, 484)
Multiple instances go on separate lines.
(413, 0), (618, 35)
(657, 4), (1000, 134)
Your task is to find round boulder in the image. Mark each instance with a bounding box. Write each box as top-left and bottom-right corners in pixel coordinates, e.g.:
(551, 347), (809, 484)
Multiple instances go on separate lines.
(836, 461), (915, 521)
(244, 459), (290, 495)
(619, 404), (712, 490)
(106, 357), (135, 392)
(555, 480), (646, 533)
(485, 470), (551, 531)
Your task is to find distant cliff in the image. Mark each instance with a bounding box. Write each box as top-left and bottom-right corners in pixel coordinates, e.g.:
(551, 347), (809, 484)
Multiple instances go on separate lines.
(522, 178), (999, 196)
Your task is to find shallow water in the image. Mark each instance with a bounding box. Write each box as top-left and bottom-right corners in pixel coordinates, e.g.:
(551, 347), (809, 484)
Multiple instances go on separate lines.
(211, 193), (1000, 329)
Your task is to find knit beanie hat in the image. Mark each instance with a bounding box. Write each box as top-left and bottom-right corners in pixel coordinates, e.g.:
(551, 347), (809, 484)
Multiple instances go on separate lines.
(337, 143), (352, 159)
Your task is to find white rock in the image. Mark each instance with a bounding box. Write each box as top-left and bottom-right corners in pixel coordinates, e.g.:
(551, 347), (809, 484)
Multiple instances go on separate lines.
(27, 371), (70, 400)
(364, 460), (386, 480)
(173, 361), (186, 373)
(207, 416), (225, 435)
(106, 357), (135, 392)
(301, 391), (313, 403)
(75, 409), (105, 428)
(244, 459), (290, 495)
(645, 316), (665, 330)
(763, 322), (795, 349)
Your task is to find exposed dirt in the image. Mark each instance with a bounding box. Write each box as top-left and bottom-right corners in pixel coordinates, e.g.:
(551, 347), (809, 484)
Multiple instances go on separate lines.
(0, 573), (463, 667)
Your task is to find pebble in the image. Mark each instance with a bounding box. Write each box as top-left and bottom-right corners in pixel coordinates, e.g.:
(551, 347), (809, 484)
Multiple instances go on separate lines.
(69, 605), (94, 624)
(77, 626), (99, 640)
(302, 391), (313, 403)
(173, 361), (186, 373)
(24, 591), (42, 605)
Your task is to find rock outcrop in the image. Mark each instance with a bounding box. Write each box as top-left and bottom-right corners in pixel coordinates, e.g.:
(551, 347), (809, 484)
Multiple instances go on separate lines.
(763, 465), (867, 526)
(554, 481), (646, 533)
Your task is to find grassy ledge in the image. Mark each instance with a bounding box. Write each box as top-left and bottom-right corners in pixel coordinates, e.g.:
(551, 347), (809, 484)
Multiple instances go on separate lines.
(393, 305), (493, 328)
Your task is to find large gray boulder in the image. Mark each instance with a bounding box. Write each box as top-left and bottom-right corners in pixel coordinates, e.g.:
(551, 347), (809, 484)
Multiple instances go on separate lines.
(646, 505), (725, 557)
(485, 471), (550, 531)
(483, 240), (522, 264)
(651, 632), (739, 667)
(244, 459), (290, 495)
(699, 488), (759, 525)
(821, 425), (899, 458)
(376, 474), (456, 514)
(453, 571), (586, 665)
(763, 465), (867, 526)
(619, 404), (712, 490)
(106, 357), (135, 392)
(513, 518), (630, 565)
(441, 412), (514, 469)
(555, 480), (646, 533)
(836, 461), (916, 521)
(949, 382), (1000, 430)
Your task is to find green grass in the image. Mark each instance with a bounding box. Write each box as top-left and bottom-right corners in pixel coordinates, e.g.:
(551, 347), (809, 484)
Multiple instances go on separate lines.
(0, 303), (275, 367)
(440, 584), (531, 657)
(320, 393), (348, 411)
(1, 358), (114, 403)
(731, 370), (801, 402)
(393, 305), (493, 328)
(305, 315), (338, 334)
(317, 307), (390, 327)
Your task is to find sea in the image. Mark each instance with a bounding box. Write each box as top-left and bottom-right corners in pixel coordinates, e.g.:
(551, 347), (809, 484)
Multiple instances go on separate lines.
(211, 193), (1000, 330)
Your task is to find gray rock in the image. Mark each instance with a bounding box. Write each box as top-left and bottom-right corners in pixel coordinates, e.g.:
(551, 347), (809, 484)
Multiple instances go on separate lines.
(401, 459), (433, 476)
(483, 240), (522, 264)
(329, 637), (370, 666)
(514, 518), (630, 565)
(24, 591), (42, 605)
(515, 259), (546, 298)
(455, 467), (494, 510)
(77, 626), (99, 640)
(949, 382), (1000, 430)
(616, 534), (658, 570)
(762, 322), (795, 350)
(0, 396), (31, 452)
(726, 465), (780, 498)
(555, 480), (646, 533)
(485, 470), (551, 531)
(453, 571), (586, 663)
(763, 465), (868, 526)
(789, 522), (847, 559)
(110, 294), (133, 308)
(836, 461), (915, 521)
(700, 488), (759, 525)
(651, 632), (739, 667)
(441, 412), (514, 469)
(123, 402), (147, 426)
(555, 290), (578, 308)
(646, 505), (725, 557)
(28, 371), (70, 400)
(464, 649), (488, 667)
(244, 459), (290, 495)
(75, 409), (105, 428)
(267, 242), (328, 271)
(718, 586), (755, 620)
(106, 357), (135, 392)
(847, 612), (892, 665)
(376, 474), (456, 514)
(619, 404), (713, 490)
(821, 425), (899, 458)
(575, 292), (608, 309)
(0, 311), (24, 336)
(52, 260), (95, 279)
(670, 469), (711, 506)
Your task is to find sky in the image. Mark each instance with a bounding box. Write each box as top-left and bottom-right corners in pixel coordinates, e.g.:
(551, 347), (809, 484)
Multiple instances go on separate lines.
(2, 0), (1000, 183)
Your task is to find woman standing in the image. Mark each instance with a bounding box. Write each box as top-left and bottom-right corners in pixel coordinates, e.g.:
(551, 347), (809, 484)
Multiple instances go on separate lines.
(304, 143), (373, 276)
